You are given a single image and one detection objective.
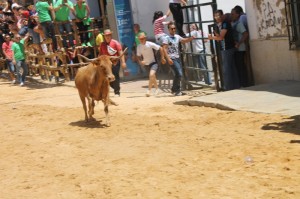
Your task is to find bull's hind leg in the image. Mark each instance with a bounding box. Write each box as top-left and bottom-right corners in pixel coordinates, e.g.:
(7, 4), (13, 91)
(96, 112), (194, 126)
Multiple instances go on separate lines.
(79, 95), (88, 122)
(104, 105), (110, 126)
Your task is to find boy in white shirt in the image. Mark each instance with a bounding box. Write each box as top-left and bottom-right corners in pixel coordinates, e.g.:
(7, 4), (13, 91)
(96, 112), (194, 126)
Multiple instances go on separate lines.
(136, 32), (166, 96)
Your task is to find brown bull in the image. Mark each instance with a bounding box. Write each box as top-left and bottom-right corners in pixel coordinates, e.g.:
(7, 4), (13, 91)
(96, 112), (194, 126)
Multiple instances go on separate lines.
(75, 55), (118, 126)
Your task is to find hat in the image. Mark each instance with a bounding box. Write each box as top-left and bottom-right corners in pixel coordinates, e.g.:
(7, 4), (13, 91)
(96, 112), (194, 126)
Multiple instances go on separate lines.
(103, 29), (113, 35)
(21, 11), (30, 19)
(138, 32), (147, 39)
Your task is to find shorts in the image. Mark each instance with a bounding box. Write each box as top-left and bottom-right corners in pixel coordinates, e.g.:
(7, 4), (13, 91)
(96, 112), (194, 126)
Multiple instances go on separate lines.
(147, 62), (158, 71)
(155, 33), (168, 46)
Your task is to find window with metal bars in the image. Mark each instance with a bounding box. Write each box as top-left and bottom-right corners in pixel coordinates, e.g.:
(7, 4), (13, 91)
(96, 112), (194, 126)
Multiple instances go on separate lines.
(285, 0), (300, 49)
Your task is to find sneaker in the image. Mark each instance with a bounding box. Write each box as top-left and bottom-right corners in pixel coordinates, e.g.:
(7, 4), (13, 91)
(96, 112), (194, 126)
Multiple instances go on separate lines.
(114, 93), (120, 97)
(154, 89), (159, 96)
(11, 80), (16, 84)
(82, 43), (86, 47)
(146, 90), (151, 97)
(86, 42), (92, 47)
(20, 82), (24, 86)
(175, 91), (184, 96)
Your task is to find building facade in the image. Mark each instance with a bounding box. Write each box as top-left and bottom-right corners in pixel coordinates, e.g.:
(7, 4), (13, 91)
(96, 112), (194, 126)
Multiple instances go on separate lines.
(245, 0), (300, 84)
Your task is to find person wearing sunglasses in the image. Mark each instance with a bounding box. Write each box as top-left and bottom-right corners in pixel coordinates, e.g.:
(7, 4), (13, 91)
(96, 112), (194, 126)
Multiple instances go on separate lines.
(162, 22), (194, 96)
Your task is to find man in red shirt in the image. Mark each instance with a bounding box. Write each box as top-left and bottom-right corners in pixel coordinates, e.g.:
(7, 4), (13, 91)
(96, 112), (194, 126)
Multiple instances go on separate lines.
(99, 29), (126, 97)
(2, 34), (15, 83)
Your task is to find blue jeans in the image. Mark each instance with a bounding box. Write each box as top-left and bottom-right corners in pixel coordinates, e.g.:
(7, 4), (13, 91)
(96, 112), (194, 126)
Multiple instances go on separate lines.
(170, 58), (183, 93)
(40, 21), (57, 50)
(59, 22), (74, 47)
(221, 48), (240, 90)
(6, 60), (15, 72)
(16, 60), (28, 83)
(193, 50), (212, 85)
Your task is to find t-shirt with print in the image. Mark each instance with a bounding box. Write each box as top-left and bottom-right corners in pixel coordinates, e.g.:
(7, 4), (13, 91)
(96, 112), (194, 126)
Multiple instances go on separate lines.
(136, 41), (160, 65)
(54, 0), (74, 21)
(163, 34), (183, 59)
(35, 1), (51, 23)
(12, 39), (25, 61)
(99, 39), (122, 56)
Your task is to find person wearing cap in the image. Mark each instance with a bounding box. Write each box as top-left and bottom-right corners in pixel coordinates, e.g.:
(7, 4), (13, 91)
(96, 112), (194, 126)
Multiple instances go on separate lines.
(136, 32), (165, 97)
(99, 29), (126, 97)
(54, 0), (75, 49)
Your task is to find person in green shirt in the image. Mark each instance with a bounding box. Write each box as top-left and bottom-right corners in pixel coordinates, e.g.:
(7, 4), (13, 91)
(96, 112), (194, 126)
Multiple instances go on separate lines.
(54, 0), (75, 49)
(72, 0), (91, 46)
(133, 24), (147, 76)
(12, 34), (28, 86)
(35, 0), (57, 51)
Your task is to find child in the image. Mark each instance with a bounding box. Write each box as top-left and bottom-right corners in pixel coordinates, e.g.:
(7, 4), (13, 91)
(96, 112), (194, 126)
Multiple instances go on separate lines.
(152, 10), (170, 45)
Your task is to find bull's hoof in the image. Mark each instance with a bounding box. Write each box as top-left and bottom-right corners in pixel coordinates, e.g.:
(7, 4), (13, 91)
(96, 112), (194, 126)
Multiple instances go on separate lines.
(88, 117), (96, 121)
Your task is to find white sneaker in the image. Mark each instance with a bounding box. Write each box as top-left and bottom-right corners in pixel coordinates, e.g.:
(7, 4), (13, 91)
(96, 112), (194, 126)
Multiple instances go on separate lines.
(11, 80), (16, 84)
(146, 90), (151, 97)
(154, 89), (159, 96)
(20, 82), (24, 86)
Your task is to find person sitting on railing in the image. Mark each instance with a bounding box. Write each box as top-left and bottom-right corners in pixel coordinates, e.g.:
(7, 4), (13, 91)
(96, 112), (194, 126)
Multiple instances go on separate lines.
(25, 3), (45, 55)
(54, 0), (75, 50)
(35, 0), (57, 52)
(73, 0), (91, 47)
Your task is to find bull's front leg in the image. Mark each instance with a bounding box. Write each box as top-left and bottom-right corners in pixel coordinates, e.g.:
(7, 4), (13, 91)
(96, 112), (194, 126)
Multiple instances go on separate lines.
(104, 105), (110, 127)
(79, 95), (88, 122)
(87, 96), (95, 121)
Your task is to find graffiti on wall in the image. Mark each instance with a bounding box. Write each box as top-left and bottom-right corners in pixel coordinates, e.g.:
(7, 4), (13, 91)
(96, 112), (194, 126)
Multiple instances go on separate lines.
(255, 0), (287, 38)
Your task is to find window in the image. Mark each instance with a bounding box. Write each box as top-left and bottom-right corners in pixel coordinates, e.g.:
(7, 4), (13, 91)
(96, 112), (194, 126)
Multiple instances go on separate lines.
(285, 0), (300, 49)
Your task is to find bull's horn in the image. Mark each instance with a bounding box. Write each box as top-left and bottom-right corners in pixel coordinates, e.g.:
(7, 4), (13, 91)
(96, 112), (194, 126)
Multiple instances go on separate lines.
(110, 47), (128, 60)
(78, 54), (97, 62)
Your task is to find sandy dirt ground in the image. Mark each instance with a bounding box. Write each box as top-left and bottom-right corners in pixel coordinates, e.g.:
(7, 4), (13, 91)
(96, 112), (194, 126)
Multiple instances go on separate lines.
(0, 78), (299, 199)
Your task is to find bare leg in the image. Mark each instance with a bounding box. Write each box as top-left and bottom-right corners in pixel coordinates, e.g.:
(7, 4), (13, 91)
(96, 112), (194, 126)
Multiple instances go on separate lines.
(149, 69), (158, 90)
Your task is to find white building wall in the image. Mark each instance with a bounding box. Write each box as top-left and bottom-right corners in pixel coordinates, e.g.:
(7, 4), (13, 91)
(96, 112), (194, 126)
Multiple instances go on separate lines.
(246, 0), (300, 84)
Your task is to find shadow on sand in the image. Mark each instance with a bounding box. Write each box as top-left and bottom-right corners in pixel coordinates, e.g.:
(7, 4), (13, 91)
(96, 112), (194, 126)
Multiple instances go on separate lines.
(69, 119), (107, 129)
(261, 115), (300, 143)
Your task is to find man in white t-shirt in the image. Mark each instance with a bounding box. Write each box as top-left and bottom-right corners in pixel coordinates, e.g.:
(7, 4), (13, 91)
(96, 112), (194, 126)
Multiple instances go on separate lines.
(186, 23), (212, 85)
(136, 32), (166, 97)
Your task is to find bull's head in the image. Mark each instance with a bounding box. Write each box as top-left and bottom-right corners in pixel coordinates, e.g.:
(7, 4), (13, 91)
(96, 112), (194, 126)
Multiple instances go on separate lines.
(78, 54), (115, 82)
(78, 48), (128, 82)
